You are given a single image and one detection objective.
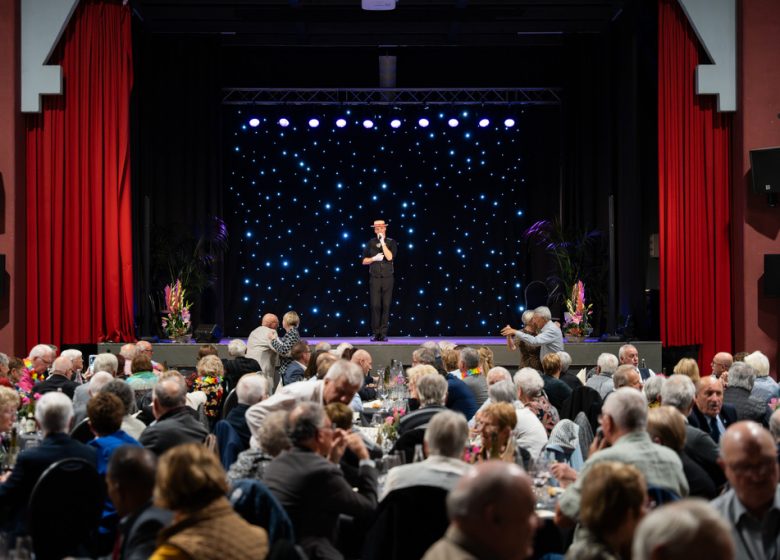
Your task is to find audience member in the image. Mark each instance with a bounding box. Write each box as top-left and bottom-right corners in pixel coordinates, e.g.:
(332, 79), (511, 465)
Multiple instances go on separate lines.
(247, 313), (281, 384)
(475, 402), (525, 465)
(710, 351), (733, 382)
(441, 348), (459, 373)
(466, 366), (513, 423)
(193, 355), (225, 423)
(32, 355), (77, 398)
(222, 339), (261, 389)
(586, 353), (619, 400)
(73, 371), (114, 426)
(73, 353), (119, 409)
(541, 352), (573, 409)
(351, 349), (377, 401)
(398, 372), (448, 435)
(618, 344), (655, 381)
(632, 499), (734, 560)
(613, 364), (643, 391)
(687, 376), (737, 442)
(6, 357), (25, 387)
(271, 310), (302, 386)
(18, 344), (56, 393)
(101, 379), (147, 440)
(477, 347), (495, 382)
(557, 351), (582, 391)
(197, 344), (219, 360)
(283, 341), (311, 386)
(565, 462), (647, 560)
(136, 340), (164, 373)
(422, 461), (538, 560)
(459, 347), (488, 408)
(315, 352), (337, 380)
(488, 380), (548, 459)
(138, 375), (208, 455)
(711, 421), (780, 560)
(227, 410), (290, 484)
(0, 386), (20, 433)
(744, 350), (779, 402)
(723, 361), (768, 425)
(672, 358), (700, 384)
(60, 348), (85, 383)
(119, 343), (138, 378)
(152, 443), (268, 559)
(643, 375), (665, 408)
(514, 367), (560, 434)
(87, 393), (142, 475)
(407, 364), (438, 406)
(225, 373), (268, 449)
(412, 347), (477, 419)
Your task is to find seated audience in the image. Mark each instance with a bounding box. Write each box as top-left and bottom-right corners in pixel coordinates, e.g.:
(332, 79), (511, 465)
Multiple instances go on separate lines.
(227, 409), (290, 484)
(101, 379), (147, 440)
(541, 352), (573, 410)
(687, 375), (737, 441)
(643, 375), (665, 408)
(477, 346), (495, 379)
(315, 352), (338, 380)
(72, 352), (119, 411)
(19, 344), (56, 392)
(73, 371), (114, 426)
(711, 421), (780, 560)
(475, 402), (525, 465)
(672, 358), (700, 384)
(197, 344), (219, 360)
(351, 349), (377, 401)
(32, 355), (77, 398)
(283, 341), (311, 386)
(632, 499), (734, 560)
(723, 361), (769, 425)
(488, 380), (547, 460)
(6, 357), (25, 388)
(565, 462), (647, 560)
(87, 393), (142, 475)
(646, 407), (717, 499)
(467, 366), (514, 423)
(514, 367), (560, 434)
(126, 354), (158, 411)
(152, 443), (268, 560)
(558, 351), (582, 391)
(193, 355), (225, 423)
(586, 353), (619, 401)
(422, 461), (537, 560)
(222, 339), (261, 389)
(107, 446), (172, 560)
(398, 371), (448, 435)
(555, 389), (688, 526)
(412, 347), (477, 420)
(119, 343), (138, 378)
(407, 363), (437, 409)
(710, 351), (733, 381)
(138, 375), (209, 455)
(744, 350), (779, 402)
(0, 386), (20, 433)
(0, 392), (97, 533)
(263, 402), (377, 558)
(225, 373), (268, 449)
(613, 364), (643, 391)
(459, 347), (488, 408)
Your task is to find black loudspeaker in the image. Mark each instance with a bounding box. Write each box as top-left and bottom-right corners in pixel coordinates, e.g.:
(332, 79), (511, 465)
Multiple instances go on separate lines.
(749, 147), (780, 193)
(765, 254), (780, 298)
(193, 323), (221, 343)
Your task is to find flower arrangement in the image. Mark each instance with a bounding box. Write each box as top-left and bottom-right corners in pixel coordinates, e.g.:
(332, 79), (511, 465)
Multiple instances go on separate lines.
(375, 406), (406, 446)
(769, 398), (780, 413)
(162, 279), (192, 339)
(19, 392), (41, 417)
(463, 443), (482, 464)
(563, 280), (593, 338)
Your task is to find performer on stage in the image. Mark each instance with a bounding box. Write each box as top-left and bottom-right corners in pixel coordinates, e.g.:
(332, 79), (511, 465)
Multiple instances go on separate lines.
(361, 219), (397, 341)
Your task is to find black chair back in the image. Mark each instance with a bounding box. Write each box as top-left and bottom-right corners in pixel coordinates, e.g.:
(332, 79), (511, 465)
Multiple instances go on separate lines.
(390, 428), (426, 464)
(28, 458), (103, 560)
(222, 387), (238, 418)
(69, 417), (93, 444)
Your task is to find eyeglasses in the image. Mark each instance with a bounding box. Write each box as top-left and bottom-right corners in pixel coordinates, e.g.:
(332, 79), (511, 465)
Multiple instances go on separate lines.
(726, 457), (776, 477)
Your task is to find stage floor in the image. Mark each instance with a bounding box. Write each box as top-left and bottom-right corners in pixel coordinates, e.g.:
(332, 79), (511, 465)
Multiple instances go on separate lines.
(99, 337), (662, 372)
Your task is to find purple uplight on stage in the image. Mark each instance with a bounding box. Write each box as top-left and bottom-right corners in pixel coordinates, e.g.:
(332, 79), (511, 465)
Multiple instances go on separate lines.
(248, 118), (260, 127)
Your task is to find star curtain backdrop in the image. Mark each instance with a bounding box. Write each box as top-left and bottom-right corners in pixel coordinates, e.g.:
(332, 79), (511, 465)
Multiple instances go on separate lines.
(223, 106), (560, 337)
(25, 0), (135, 348)
(658, 0), (732, 365)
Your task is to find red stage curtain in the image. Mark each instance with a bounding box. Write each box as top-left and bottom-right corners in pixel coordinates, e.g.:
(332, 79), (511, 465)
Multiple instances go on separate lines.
(25, 1), (134, 348)
(658, 0), (732, 367)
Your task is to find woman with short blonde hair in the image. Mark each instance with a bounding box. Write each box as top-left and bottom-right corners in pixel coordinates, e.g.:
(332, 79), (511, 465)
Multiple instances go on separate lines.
(672, 358), (700, 384)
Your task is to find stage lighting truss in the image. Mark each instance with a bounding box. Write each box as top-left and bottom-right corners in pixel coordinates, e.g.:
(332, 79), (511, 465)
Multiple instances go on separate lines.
(222, 87), (562, 106)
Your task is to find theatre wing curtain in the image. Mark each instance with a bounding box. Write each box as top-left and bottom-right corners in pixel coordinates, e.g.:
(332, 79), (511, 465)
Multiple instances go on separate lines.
(658, 0), (732, 365)
(25, 0), (134, 348)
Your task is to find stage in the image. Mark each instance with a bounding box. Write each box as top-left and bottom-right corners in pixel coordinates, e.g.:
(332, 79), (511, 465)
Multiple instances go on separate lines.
(98, 337), (662, 372)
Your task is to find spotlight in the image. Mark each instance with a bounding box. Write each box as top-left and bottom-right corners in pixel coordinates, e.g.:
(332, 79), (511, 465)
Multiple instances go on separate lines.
(504, 118), (516, 128)
(390, 119), (401, 128)
(308, 118), (320, 128)
(418, 118), (430, 127)
(335, 118), (347, 128)
(362, 119), (374, 129)
(448, 118), (459, 127)
(248, 118), (260, 127)
(478, 118), (490, 128)
(278, 118), (290, 127)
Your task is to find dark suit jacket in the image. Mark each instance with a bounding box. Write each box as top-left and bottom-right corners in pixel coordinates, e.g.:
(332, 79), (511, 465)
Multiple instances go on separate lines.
(282, 361), (306, 386)
(32, 374), (79, 399)
(681, 451), (717, 499)
(687, 403), (738, 438)
(0, 433), (97, 532)
(724, 387), (770, 426)
(119, 502), (173, 560)
(224, 403), (252, 450)
(264, 446), (377, 551)
(684, 424), (726, 489)
(543, 375), (573, 411)
(222, 356), (262, 389)
(445, 374), (478, 420)
(138, 407), (209, 456)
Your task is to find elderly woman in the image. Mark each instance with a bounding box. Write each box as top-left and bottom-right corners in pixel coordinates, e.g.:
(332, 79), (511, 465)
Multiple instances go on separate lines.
(514, 367), (560, 434)
(516, 309), (542, 371)
(475, 402), (524, 464)
(398, 370), (448, 436)
(673, 358), (701, 384)
(643, 375), (666, 408)
(193, 355), (225, 423)
(152, 443), (268, 559)
(565, 461), (647, 560)
(227, 410), (290, 484)
(0, 386), (20, 433)
(646, 406), (717, 499)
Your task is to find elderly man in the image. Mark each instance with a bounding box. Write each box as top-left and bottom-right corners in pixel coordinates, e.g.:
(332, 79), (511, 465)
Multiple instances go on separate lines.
(688, 376), (738, 442)
(586, 353), (620, 400)
(225, 374), (268, 449)
(398, 373), (448, 436)
(351, 349), (377, 401)
(18, 343), (56, 392)
(710, 351), (734, 382)
(744, 350), (779, 402)
(613, 364), (643, 391)
(488, 380), (548, 459)
(0, 392), (97, 532)
(557, 351), (582, 390)
(422, 461), (538, 560)
(412, 347), (477, 420)
(246, 359), (363, 432)
(632, 500), (734, 560)
(60, 348), (85, 383)
(660, 375), (725, 489)
(383, 410), (472, 498)
(221, 339), (261, 389)
(264, 402), (377, 558)
(458, 347), (488, 408)
(138, 375), (209, 455)
(711, 422), (780, 560)
(554, 389), (688, 526)
(119, 343), (137, 378)
(73, 353), (119, 413)
(32, 355), (77, 398)
(135, 341), (163, 373)
(468, 367), (514, 424)
(73, 371), (114, 426)
(282, 341), (311, 386)
(501, 306), (563, 359)
(618, 343), (655, 381)
(723, 362), (769, 425)
(246, 313), (281, 384)
(101, 379), (147, 440)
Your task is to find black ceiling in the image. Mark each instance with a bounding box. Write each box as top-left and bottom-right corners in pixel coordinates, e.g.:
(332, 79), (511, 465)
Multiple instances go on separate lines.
(131, 0), (625, 46)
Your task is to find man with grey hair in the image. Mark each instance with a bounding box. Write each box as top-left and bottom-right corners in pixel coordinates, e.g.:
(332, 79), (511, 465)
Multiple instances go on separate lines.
(135, 340), (163, 373)
(138, 375), (208, 455)
(222, 338), (261, 389)
(382, 410), (472, 499)
(723, 362), (769, 425)
(501, 305), (564, 359)
(225, 374), (268, 449)
(101, 379), (146, 440)
(60, 348), (85, 383)
(632, 499), (734, 560)
(33, 355), (77, 398)
(412, 346), (478, 420)
(557, 351), (582, 390)
(246, 313), (281, 384)
(73, 371), (114, 426)
(398, 373), (448, 436)
(423, 461), (538, 560)
(489, 380), (548, 459)
(643, 375), (665, 406)
(119, 343), (137, 377)
(586, 353), (619, 400)
(0, 392), (97, 531)
(72, 352), (119, 412)
(744, 350), (778, 402)
(18, 344), (56, 393)
(613, 364), (643, 391)
(618, 343), (655, 381)
(554, 389), (688, 526)
(246, 359), (364, 433)
(458, 347), (488, 408)
(264, 401), (377, 558)
(688, 376), (738, 442)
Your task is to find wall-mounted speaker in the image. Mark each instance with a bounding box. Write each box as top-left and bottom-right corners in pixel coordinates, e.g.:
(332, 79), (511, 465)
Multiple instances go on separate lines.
(750, 147), (780, 193)
(765, 254), (780, 298)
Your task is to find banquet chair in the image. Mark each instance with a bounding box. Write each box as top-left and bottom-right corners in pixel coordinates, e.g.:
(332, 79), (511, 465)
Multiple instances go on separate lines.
(229, 478), (295, 546)
(222, 388), (239, 418)
(389, 427), (426, 464)
(214, 419), (244, 469)
(69, 417), (93, 444)
(28, 458), (103, 560)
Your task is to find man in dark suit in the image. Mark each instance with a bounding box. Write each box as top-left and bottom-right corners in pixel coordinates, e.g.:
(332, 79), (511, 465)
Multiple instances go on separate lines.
(222, 339), (261, 390)
(224, 373), (269, 449)
(688, 375), (738, 443)
(138, 375), (208, 455)
(107, 445), (172, 560)
(0, 392), (97, 534)
(361, 219), (397, 342)
(281, 341), (310, 386)
(264, 402), (377, 558)
(32, 355), (79, 399)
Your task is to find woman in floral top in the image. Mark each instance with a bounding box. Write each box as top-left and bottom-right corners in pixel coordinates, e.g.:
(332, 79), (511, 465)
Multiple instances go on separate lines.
(194, 355), (225, 425)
